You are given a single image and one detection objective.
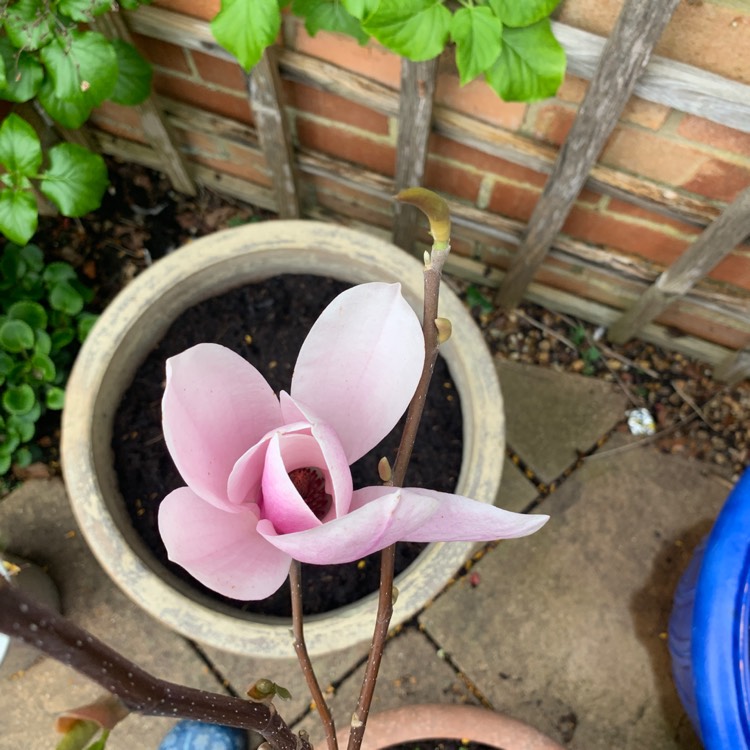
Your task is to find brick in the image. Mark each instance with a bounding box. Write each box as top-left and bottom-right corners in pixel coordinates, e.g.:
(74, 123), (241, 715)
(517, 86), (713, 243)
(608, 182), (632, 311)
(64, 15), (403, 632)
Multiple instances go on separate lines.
(709, 251), (750, 289)
(130, 33), (190, 75)
(176, 128), (228, 160)
(89, 102), (147, 144)
(190, 49), (247, 91)
(677, 115), (750, 157)
(561, 204), (699, 267)
(557, 0), (750, 85)
(310, 178), (393, 231)
(434, 73), (526, 130)
(530, 103), (576, 146)
(423, 156), (483, 204)
(600, 127), (705, 186)
(152, 71), (253, 125)
(283, 81), (390, 136)
(289, 18), (401, 89)
(487, 181), (541, 222)
(152, 0), (219, 21)
(605, 198), (701, 236)
(187, 149), (272, 188)
(295, 117), (396, 176)
(681, 157), (750, 202)
(428, 134), (548, 188)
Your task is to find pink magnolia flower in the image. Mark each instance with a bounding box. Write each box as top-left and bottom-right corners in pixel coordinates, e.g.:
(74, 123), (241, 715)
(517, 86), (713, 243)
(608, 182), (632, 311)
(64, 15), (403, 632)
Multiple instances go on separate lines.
(158, 282), (548, 600)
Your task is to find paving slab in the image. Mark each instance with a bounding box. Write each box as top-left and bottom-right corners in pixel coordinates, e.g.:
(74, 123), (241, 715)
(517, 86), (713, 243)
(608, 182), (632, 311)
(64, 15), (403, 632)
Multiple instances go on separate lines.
(0, 479), (224, 750)
(294, 627), (480, 745)
(497, 360), (628, 484)
(496, 455), (539, 512)
(420, 438), (729, 748)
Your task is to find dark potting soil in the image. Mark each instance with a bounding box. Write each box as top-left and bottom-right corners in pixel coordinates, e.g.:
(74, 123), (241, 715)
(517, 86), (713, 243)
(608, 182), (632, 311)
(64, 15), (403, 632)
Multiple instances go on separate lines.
(384, 741), (494, 750)
(112, 274), (463, 617)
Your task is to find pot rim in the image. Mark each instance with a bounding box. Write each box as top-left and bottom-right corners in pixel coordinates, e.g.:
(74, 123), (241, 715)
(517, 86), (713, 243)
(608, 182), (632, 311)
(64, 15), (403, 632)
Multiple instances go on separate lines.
(61, 221), (505, 657)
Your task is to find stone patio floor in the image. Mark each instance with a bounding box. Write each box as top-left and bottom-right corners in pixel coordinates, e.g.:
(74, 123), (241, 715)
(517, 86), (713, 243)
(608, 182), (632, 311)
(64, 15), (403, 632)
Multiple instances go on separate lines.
(1, 359), (734, 749)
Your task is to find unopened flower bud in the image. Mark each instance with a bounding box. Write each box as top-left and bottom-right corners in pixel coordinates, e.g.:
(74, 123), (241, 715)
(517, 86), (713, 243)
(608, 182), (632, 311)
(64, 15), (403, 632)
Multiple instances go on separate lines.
(392, 585), (399, 603)
(435, 317), (452, 344)
(378, 456), (392, 482)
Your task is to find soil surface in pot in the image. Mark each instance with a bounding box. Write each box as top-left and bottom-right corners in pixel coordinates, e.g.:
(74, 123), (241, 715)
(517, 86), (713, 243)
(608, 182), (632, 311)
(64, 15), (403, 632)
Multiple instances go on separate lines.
(112, 274), (463, 617)
(384, 742), (492, 750)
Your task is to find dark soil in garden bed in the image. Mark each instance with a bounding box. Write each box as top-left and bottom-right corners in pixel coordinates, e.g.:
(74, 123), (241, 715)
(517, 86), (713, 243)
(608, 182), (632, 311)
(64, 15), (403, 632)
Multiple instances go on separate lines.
(111, 273), (463, 617)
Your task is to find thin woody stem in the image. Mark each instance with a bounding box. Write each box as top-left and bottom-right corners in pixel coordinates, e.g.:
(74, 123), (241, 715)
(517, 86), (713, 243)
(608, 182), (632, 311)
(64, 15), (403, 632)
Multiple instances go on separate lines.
(347, 233), (451, 750)
(289, 561), (338, 750)
(0, 577), (309, 750)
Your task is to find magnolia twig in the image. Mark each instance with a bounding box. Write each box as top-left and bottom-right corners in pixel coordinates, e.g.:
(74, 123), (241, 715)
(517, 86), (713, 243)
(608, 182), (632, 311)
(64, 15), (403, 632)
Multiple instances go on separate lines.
(347, 189), (451, 750)
(289, 561), (337, 750)
(0, 577), (309, 750)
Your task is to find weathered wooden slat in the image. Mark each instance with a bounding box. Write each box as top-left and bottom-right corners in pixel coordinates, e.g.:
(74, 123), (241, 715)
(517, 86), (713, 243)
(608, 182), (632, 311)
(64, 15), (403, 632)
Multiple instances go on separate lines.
(392, 58), (438, 252)
(714, 346), (750, 385)
(553, 21), (750, 135)
(495, 0), (681, 310)
(246, 48), (301, 218)
(608, 186), (750, 343)
(93, 12), (196, 195)
(126, 5), (727, 229)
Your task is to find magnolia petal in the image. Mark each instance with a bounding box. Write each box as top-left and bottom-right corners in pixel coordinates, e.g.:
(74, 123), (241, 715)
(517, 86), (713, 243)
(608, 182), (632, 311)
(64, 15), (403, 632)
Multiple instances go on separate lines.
(262, 433), (324, 534)
(257, 486), (439, 564)
(158, 487), (291, 600)
(385, 488), (550, 542)
(280, 392), (353, 517)
(291, 283), (424, 464)
(163, 344), (282, 508)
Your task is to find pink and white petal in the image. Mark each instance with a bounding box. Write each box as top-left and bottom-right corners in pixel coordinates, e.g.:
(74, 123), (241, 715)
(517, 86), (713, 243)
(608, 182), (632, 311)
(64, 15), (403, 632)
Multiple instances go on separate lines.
(390, 488), (549, 542)
(291, 283), (424, 464)
(261, 433), (322, 534)
(158, 486), (291, 600)
(163, 344), (282, 507)
(280, 392), (353, 517)
(257, 485), (439, 564)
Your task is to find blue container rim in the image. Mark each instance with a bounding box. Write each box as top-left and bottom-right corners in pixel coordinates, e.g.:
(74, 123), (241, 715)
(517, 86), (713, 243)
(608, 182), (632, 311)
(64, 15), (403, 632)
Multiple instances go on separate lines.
(693, 468), (750, 747)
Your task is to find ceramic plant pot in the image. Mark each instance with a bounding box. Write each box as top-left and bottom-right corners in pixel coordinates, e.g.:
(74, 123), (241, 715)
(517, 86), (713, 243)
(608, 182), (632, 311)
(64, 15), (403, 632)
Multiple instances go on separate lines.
(61, 221), (505, 658)
(338, 704), (565, 750)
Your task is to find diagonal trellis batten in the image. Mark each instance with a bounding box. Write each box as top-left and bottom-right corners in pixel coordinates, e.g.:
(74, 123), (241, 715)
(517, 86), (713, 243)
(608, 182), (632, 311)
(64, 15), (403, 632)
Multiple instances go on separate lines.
(392, 58), (439, 253)
(92, 12), (196, 196)
(608, 186), (750, 345)
(494, 0), (681, 310)
(246, 48), (301, 219)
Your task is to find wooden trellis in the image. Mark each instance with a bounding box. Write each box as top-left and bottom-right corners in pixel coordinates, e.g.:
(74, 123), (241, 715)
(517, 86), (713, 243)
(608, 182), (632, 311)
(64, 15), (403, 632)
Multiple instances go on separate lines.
(69, 2), (750, 381)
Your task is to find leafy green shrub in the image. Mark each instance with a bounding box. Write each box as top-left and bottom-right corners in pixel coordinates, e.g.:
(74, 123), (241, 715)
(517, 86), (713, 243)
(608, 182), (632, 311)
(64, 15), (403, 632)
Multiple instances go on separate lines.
(0, 242), (98, 475)
(212, 0), (566, 102)
(0, 0), (153, 244)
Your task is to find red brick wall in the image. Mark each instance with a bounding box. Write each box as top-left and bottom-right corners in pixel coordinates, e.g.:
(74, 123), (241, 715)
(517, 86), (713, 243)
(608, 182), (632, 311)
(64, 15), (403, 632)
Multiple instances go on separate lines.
(84, 0), (750, 348)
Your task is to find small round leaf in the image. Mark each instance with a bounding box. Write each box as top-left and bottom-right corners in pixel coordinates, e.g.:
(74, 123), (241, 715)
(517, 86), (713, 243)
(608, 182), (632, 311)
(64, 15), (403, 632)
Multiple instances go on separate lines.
(8, 300), (47, 329)
(0, 319), (35, 352)
(43, 261), (77, 284)
(49, 282), (84, 315)
(34, 329), (52, 355)
(7, 415), (35, 442)
(13, 446), (33, 468)
(46, 386), (66, 410)
(51, 327), (76, 351)
(30, 353), (56, 382)
(77, 312), (99, 342)
(3, 384), (36, 415)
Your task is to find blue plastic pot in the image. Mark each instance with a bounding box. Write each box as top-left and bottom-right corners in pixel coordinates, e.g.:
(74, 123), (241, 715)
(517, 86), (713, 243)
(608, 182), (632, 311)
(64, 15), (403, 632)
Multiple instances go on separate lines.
(669, 468), (750, 748)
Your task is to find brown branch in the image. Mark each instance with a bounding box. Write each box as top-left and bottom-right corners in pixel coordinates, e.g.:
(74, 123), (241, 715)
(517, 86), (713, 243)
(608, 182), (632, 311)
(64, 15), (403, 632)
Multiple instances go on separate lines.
(347, 239), (451, 750)
(0, 577), (308, 750)
(289, 561), (337, 750)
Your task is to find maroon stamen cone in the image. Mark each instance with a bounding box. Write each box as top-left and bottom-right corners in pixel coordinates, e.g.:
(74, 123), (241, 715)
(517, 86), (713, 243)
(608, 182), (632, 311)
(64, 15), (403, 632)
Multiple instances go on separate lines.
(289, 467), (331, 519)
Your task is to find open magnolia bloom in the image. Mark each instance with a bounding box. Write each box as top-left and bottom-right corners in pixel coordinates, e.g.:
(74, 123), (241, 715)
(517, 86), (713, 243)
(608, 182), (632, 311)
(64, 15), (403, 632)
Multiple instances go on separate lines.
(158, 282), (548, 600)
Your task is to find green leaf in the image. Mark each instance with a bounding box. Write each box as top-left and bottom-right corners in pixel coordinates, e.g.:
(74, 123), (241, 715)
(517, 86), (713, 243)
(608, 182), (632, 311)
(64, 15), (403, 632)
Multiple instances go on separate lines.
(50, 327), (75, 350)
(8, 300), (47, 329)
(210, 0), (281, 72)
(13, 446), (33, 468)
(54, 720), (99, 750)
(292, 0), (369, 44)
(341, 0), (379, 20)
(0, 53), (5, 89)
(38, 30), (118, 121)
(34, 328), (52, 355)
(0, 37), (44, 103)
(43, 262), (77, 285)
(451, 6), (503, 85)
(7, 415), (35, 442)
(485, 19), (566, 102)
(0, 453), (11, 475)
(0, 113), (42, 176)
(110, 39), (153, 106)
(37, 79), (93, 129)
(76, 312), (99, 342)
(0, 430), (20, 456)
(0, 351), (13, 376)
(3, 0), (56, 51)
(363, 0), (451, 61)
(20, 244), (44, 273)
(0, 318), (34, 352)
(3, 384), (36, 415)
(49, 282), (84, 315)
(487, 0), (561, 28)
(40, 143), (109, 217)
(58, 0), (118, 21)
(30, 352), (55, 381)
(0, 189), (38, 245)
(46, 386), (66, 410)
